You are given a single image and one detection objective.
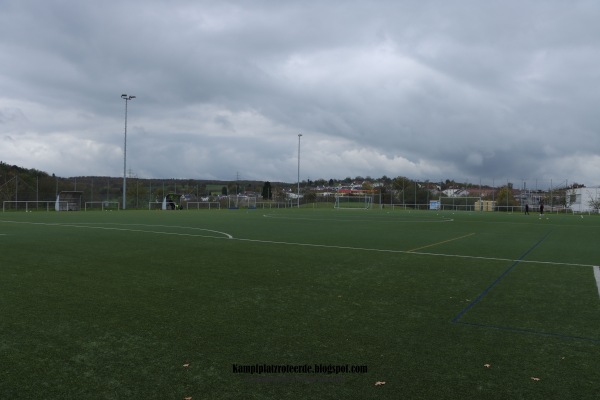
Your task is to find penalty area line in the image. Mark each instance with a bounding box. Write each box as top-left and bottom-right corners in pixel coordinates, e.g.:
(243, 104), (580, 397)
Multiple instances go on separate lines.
(407, 233), (475, 252)
(232, 237), (595, 268)
(0, 220), (233, 240)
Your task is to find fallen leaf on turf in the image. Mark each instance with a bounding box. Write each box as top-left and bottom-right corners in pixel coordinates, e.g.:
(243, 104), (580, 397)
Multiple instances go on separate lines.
(183, 363), (190, 368)
(374, 381), (386, 386)
(184, 397), (192, 400)
(484, 364), (491, 368)
(531, 377), (540, 381)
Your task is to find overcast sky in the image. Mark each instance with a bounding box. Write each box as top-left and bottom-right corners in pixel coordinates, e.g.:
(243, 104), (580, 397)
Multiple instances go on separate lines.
(1, 0), (600, 186)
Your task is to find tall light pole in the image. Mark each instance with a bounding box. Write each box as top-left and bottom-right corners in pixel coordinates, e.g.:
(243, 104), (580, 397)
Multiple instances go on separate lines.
(297, 133), (302, 208)
(121, 94), (136, 209)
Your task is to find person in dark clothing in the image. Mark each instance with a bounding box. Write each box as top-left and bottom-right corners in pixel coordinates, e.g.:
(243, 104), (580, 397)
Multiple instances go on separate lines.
(539, 202), (544, 216)
(525, 203), (529, 215)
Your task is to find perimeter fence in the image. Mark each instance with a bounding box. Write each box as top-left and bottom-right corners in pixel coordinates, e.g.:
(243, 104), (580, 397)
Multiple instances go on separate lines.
(1, 175), (596, 213)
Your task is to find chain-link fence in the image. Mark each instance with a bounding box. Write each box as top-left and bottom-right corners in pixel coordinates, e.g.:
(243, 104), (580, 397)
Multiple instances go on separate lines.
(1, 174), (593, 213)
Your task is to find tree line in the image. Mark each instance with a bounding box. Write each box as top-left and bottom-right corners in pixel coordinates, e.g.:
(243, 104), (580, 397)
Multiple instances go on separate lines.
(1, 161), (572, 209)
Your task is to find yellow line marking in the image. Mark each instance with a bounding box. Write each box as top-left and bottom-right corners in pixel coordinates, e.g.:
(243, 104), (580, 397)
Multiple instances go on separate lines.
(407, 233), (475, 252)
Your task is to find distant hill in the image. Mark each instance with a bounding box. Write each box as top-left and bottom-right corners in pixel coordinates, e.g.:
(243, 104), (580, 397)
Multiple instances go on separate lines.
(0, 161), (293, 208)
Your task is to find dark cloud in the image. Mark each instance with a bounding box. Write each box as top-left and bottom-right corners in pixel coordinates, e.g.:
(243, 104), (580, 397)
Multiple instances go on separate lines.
(1, 0), (599, 185)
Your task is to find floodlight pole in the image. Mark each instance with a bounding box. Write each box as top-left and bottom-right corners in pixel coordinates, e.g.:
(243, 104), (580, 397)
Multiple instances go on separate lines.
(121, 94), (136, 210)
(297, 133), (302, 208)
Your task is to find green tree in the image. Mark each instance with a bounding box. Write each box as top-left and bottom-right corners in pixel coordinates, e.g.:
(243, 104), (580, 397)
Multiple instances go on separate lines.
(380, 175), (392, 184)
(262, 181), (272, 200)
(274, 187), (287, 202)
(392, 176), (411, 204)
(551, 189), (568, 209)
(589, 198), (600, 212)
(303, 190), (317, 204)
(494, 186), (518, 211)
(391, 177), (430, 207)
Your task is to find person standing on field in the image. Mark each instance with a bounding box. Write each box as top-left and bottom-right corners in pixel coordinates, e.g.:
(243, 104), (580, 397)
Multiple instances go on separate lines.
(539, 201), (544, 216)
(525, 203), (529, 215)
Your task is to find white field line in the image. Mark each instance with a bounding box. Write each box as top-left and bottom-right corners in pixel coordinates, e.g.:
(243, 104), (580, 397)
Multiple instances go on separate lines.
(233, 237), (596, 268)
(594, 266), (600, 299)
(407, 233), (475, 252)
(0, 220), (232, 239)
(1, 220), (595, 269)
(263, 214), (454, 223)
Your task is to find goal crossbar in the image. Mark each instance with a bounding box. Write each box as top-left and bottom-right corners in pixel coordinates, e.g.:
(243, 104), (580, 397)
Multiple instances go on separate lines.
(438, 196), (482, 211)
(334, 195), (373, 210)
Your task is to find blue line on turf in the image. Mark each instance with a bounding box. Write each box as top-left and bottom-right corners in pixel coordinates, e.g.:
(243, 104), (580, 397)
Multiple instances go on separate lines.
(455, 321), (600, 343)
(450, 230), (600, 342)
(451, 231), (552, 323)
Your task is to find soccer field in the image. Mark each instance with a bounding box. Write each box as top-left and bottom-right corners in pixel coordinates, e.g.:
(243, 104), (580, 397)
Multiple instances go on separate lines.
(1, 208), (599, 399)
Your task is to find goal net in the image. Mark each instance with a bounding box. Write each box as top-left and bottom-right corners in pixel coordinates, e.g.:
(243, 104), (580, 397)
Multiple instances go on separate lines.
(438, 197), (482, 211)
(228, 195), (257, 209)
(334, 195), (373, 210)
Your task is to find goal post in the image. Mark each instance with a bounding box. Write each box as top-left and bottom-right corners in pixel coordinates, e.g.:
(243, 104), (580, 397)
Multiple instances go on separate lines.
(438, 197), (483, 211)
(228, 195), (257, 210)
(334, 195), (374, 210)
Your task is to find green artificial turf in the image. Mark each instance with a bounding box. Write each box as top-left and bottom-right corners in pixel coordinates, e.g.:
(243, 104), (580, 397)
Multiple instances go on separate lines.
(1, 209), (599, 399)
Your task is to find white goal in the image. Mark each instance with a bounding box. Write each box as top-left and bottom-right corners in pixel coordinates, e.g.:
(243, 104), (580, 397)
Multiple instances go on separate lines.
(438, 197), (482, 211)
(334, 195), (373, 210)
(228, 195), (257, 209)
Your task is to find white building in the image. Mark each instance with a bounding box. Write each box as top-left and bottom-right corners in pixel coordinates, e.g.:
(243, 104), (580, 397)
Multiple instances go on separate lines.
(567, 187), (600, 213)
(442, 188), (469, 197)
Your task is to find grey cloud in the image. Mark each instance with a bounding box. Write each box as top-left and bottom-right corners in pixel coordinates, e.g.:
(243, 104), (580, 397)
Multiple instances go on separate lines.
(1, 0), (599, 185)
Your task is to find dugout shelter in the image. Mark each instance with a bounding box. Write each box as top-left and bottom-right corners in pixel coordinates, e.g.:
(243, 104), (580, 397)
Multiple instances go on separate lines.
(55, 191), (83, 211)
